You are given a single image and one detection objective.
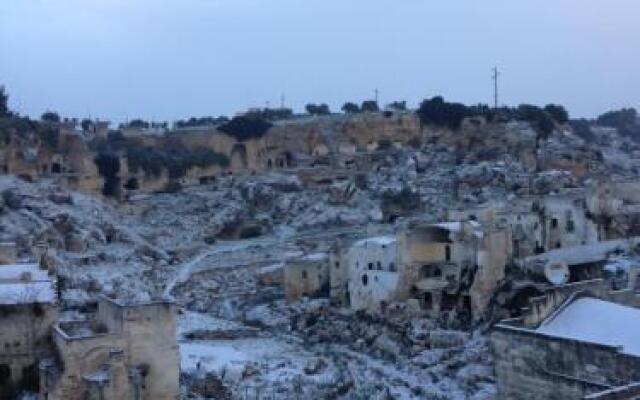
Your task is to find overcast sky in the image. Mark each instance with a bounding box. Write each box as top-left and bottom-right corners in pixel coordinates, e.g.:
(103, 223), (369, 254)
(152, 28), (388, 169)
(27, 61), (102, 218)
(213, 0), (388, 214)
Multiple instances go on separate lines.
(0, 0), (638, 122)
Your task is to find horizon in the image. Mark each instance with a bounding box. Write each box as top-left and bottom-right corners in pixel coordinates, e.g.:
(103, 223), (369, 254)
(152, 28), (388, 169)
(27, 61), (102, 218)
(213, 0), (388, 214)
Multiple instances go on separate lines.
(1, 0), (639, 123)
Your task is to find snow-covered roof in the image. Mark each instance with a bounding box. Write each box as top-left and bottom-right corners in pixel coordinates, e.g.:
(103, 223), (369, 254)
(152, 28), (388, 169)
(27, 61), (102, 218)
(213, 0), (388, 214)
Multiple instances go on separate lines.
(354, 236), (396, 248)
(0, 263), (49, 281)
(0, 263), (56, 305)
(536, 297), (640, 356)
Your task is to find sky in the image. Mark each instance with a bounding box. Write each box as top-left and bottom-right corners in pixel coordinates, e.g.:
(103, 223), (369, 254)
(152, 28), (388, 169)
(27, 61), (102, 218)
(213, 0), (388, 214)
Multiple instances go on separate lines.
(0, 0), (638, 123)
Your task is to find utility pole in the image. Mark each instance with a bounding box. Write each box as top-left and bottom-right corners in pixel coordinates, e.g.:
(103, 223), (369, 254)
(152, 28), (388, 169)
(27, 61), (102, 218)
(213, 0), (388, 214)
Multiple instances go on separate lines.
(492, 67), (499, 109)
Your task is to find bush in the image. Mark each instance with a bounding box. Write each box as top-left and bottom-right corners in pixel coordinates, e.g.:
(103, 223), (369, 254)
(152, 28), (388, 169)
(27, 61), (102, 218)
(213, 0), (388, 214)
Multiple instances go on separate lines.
(305, 104), (330, 115)
(174, 116), (229, 128)
(569, 119), (596, 142)
(416, 96), (471, 130)
(544, 104), (569, 124)
(341, 102), (360, 114)
(361, 100), (379, 113)
(218, 115), (272, 141)
(94, 153), (121, 197)
(41, 111), (60, 123)
(596, 108), (640, 140)
(516, 104), (555, 138)
(597, 108), (637, 129)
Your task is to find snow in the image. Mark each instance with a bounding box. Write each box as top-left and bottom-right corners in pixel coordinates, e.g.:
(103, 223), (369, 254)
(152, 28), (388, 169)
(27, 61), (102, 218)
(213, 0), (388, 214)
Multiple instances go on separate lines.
(537, 297), (640, 356)
(0, 263), (56, 304)
(354, 235), (396, 248)
(0, 281), (56, 304)
(0, 263), (49, 281)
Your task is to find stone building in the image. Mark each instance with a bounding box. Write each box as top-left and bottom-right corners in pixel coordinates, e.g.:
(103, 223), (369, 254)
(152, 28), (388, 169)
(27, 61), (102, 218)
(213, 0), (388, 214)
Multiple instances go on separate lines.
(41, 296), (179, 400)
(284, 253), (330, 302)
(0, 262), (58, 398)
(493, 280), (640, 400)
(342, 236), (399, 313)
(396, 220), (511, 321)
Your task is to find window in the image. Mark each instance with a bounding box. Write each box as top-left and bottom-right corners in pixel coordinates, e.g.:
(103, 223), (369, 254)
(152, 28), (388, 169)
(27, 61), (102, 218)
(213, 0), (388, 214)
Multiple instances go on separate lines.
(567, 220), (575, 233)
(376, 261), (382, 270)
(445, 245), (451, 262)
(362, 274), (368, 286)
(551, 218), (558, 229)
(334, 261), (340, 269)
(435, 268), (442, 277)
(389, 262), (396, 272)
(368, 262), (373, 270)
(301, 270), (308, 279)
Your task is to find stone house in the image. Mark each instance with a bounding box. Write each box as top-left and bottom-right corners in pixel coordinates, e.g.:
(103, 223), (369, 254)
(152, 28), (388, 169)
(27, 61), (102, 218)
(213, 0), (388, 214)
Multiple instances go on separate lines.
(396, 221), (511, 321)
(284, 253), (330, 302)
(41, 296), (179, 400)
(493, 280), (640, 400)
(0, 262), (58, 398)
(342, 236), (399, 313)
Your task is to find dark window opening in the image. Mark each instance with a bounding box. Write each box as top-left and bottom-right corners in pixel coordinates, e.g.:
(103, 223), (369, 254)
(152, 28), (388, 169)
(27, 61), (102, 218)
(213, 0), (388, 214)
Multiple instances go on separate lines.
(362, 274), (368, 286)
(334, 261), (340, 269)
(0, 364), (11, 385)
(302, 270), (308, 279)
(389, 262), (396, 272)
(51, 163), (62, 174)
(423, 292), (432, 310)
(551, 218), (558, 229)
(376, 261), (382, 270)
(368, 262), (373, 270)
(567, 220), (575, 233)
(445, 245), (451, 261)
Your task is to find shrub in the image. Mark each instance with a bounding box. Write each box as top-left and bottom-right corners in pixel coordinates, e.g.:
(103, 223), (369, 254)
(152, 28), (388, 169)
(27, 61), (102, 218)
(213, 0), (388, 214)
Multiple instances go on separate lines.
(569, 119), (596, 142)
(341, 102), (360, 114)
(544, 104), (569, 124)
(361, 100), (379, 113)
(218, 115), (272, 141)
(416, 96), (471, 130)
(94, 153), (121, 197)
(516, 104), (555, 139)
(305, 104), (331, 115)
(41, 111), (60, 123)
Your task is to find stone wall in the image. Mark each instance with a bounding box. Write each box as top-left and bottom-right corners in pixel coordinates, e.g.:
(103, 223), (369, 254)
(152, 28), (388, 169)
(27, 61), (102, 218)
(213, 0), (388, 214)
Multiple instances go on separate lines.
(492, 325), (640, 400)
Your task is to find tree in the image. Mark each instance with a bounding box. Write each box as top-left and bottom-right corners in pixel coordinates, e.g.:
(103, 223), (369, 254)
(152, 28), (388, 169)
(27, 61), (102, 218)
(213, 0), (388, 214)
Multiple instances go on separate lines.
(361, 100), (379, 113)
(41, 111), (60, 123)
(218, 115), (272, 141)
(341, 102), (360, 114)
(544, 104), (569, 124)
(127, 119), (150, 129)
(0, 86), (9, 117)
(416, 96), (471, 130)
(516, 104), (555, 139)
(305, 103), (330, 115)
(94, 153), (121, 197)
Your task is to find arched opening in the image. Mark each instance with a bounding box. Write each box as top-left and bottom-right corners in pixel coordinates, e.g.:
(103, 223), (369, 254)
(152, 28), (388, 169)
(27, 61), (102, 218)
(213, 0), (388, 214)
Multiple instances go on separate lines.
(51, 162), (62, 174)
(361, 274), (368, 286)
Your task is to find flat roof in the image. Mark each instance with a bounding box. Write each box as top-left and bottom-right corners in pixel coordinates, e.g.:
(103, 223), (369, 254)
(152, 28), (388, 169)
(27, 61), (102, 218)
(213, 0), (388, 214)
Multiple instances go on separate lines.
(536, 297), (640, 356)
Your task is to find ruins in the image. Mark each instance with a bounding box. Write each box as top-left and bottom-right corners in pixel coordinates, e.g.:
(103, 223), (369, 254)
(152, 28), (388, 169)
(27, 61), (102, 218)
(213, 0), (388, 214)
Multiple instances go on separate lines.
(2, 84), (640, 399)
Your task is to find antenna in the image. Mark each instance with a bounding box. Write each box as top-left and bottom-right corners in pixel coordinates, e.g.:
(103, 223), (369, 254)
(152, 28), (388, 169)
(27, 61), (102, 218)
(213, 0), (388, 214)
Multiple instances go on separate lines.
(280, 93), (285, 109)
(492, 67), (500, 109)
(374, 88), (379, 104)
